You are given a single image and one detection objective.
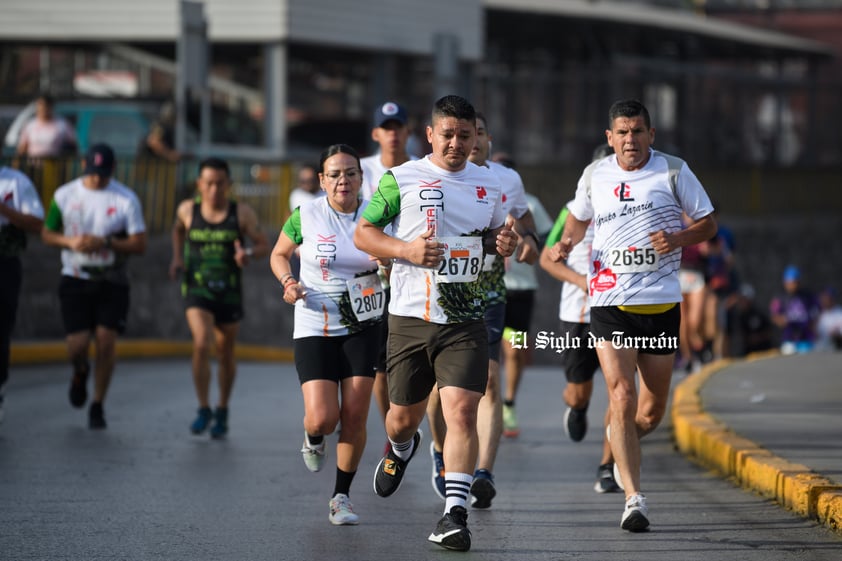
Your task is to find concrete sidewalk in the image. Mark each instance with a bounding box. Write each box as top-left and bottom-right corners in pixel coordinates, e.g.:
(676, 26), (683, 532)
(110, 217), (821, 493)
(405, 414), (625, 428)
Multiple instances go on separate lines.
(672, 350), (842, 536)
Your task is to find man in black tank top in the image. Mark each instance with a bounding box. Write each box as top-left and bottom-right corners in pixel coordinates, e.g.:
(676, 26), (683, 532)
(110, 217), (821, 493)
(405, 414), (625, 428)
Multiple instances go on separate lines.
(169, 158), (269, 439)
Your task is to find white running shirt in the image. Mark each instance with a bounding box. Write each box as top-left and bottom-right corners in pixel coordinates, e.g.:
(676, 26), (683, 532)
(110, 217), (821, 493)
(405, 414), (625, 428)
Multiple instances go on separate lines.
(0, 167), (44, 226)
(362, 155), (507, 324)
(545, 203), (595, 323)
(566, 150), (713, 307)
(360, 152), (416, 201)
(45, 177), (146, 280)
(283, 196), (380, 338)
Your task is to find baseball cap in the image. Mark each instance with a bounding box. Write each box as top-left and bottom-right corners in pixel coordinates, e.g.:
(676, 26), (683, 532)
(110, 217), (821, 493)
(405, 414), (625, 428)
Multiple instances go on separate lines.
(84, 143), (115, 177)
(782, 265), (800, 282)
(372, 101), (408, 128)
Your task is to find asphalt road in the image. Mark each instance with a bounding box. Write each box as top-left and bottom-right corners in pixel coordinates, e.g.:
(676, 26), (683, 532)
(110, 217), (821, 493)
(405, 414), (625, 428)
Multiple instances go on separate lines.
(1, 359), (840, 560)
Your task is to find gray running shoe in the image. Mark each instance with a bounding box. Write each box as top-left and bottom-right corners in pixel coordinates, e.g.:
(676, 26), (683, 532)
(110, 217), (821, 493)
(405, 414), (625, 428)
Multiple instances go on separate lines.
(328, 493), (359, 525)
(301, 433), (326, 472)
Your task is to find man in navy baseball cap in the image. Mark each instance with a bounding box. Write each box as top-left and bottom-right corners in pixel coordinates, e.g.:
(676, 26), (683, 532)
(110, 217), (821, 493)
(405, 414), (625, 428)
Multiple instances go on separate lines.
(84, 143), (115, 177)
(372, 101), (408, 128)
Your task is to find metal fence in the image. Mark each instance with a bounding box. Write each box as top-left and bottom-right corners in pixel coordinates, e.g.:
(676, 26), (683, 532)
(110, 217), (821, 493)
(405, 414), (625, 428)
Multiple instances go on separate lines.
(1, 156), (295, 234)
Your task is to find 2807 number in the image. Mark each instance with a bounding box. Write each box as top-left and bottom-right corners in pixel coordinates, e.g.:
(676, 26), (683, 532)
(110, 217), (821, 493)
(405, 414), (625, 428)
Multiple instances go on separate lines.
(354, 292), (384, 314)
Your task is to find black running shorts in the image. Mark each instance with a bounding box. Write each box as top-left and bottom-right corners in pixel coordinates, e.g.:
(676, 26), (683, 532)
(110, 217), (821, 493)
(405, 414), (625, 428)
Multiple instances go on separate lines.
(59, 276), (129, 335)
(589, 305), (680, 356)
(184, 294), (243, 325)
(294, 322), (380, 384)
(504, 289), (535, 332)
(386, 315), (488, 405)
(559, 321), (601, 383)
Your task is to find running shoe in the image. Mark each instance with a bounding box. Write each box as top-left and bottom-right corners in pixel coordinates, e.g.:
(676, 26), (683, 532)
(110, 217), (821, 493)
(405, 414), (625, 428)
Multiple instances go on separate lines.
(620, 493), (650, 532)
(68, 367), (89, 408)
(563, 405), (588, 442)
(209, 407), (228, 439)
(190, 406), (213, 434)
(301, 433), (327, 472)
(373, 430), (421, 497)
(428, 505), (471, 551)
(328, 493), (359, 525)
(430, 441), (446, 500)
(594, 462), (622, 494)
(470, 469), (496, 509)
(88, 402), (106, 429)
(502, 404), (520, 437)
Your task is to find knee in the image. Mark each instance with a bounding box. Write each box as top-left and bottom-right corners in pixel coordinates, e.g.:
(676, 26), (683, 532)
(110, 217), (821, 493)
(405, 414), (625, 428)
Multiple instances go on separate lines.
(445, 402), (478, 433)
(193, 336), (214, 357)
(305, 417), (339, 436)
(636, 405), (666, 434)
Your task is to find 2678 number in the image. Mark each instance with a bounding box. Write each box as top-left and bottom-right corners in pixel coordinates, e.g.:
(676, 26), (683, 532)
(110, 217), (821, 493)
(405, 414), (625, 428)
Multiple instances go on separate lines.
(437, 256), (481, 277)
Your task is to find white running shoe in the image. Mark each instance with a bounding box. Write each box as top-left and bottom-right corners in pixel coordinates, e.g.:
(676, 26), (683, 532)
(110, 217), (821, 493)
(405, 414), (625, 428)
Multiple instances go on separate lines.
(301, 434), (326, 472)
(621, 493), (650, 532)
(328, 493), (359, 525)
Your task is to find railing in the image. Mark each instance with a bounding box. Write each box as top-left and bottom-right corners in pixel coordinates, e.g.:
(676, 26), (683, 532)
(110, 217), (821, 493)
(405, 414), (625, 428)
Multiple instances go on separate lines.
(1, 156), (295, 234)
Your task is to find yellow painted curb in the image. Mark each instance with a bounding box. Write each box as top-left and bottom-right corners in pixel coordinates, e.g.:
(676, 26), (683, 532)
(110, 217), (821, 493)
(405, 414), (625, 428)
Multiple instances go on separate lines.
(671, 352), (842, 535)
(11, 340), (293, 365)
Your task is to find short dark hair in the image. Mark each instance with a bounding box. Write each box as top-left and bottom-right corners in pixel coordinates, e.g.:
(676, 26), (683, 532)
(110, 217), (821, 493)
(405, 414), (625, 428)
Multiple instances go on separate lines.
(608, 99), (651, 129)
(432, 95), (476, 125)
(198, 157), (230, 177)
(319, 144), (361, 172)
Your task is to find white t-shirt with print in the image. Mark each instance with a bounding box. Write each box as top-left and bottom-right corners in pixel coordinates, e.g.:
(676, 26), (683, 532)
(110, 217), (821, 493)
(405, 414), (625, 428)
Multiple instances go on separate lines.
(566, 150), (713, 307)
(0, 167), (44, 225)
(286, 196), (379, 338)
(362, 156), (507, 324)
(48, 178), (146, 279)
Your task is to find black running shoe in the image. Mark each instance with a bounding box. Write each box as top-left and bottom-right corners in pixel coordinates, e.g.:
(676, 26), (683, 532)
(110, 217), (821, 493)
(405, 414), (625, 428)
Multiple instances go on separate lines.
(88, 402), (106, 429)
(594, 462), (622, 494)
(563, 405), (588, 442)
(470, 469), (496, 509)
(69, 367), (89, 408)
(428, 506), (471, 551)
(373, 430), (421, 497)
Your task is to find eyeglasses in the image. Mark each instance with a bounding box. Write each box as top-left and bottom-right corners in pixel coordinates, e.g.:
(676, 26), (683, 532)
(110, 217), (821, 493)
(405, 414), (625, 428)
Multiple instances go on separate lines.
(323, 169), (361, 182)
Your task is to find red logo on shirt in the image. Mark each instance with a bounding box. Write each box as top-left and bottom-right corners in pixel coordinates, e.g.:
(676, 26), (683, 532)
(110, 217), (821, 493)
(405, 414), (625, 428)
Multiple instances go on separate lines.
(589, 260), (617, 295)
(3, 192), (13, 203)
(107, 206), (117, 216)
(476, 186), (487, 200)
(613, 182), (635, 202)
